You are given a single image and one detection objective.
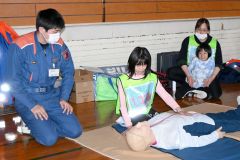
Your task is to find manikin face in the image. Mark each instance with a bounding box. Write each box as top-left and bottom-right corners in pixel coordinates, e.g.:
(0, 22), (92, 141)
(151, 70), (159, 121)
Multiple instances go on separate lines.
(135, 64), (147, 75)
(126, 121), (155, 151)
(135, 122), (154, 142)
(198, 49), (209, 61)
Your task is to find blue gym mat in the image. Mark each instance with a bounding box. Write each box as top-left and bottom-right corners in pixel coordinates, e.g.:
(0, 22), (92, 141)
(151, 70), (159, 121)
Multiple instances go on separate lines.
(112, 123), (240, 160)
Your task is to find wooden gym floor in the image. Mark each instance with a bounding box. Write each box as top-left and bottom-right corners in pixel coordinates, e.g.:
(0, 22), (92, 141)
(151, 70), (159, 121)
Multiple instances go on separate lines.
(0, 83), (239, 160)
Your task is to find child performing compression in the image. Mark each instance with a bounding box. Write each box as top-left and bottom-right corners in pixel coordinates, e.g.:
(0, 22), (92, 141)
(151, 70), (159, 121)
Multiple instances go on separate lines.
(116, 47), (184, 128)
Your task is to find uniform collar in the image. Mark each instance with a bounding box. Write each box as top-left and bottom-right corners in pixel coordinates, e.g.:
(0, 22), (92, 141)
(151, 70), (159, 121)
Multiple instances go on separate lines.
(34, 31), (50, 55)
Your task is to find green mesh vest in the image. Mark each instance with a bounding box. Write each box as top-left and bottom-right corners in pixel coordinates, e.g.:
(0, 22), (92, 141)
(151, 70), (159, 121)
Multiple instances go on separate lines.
(187, 35), (217, 65)
(115, 73), (158, 116)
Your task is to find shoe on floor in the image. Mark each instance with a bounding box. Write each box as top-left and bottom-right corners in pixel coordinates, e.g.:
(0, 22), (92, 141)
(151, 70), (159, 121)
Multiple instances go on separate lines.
(17, 121), (31, 134)
(191, 90), (207, 99)
(182, 90), (194, 98)
(237, 96), (240, 105)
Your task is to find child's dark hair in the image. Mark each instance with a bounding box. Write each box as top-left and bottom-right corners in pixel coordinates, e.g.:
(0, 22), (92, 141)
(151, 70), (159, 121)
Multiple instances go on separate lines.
(128, 47), (151, 78)
(36, 8), (65, 31)
(195, 18), (210, 31)
(196, 43), (212, 58)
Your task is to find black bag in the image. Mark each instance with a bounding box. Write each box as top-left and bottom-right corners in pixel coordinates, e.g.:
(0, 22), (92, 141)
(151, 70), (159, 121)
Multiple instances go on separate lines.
(219, 65), (240, 83)
(157, 51), (179, 88)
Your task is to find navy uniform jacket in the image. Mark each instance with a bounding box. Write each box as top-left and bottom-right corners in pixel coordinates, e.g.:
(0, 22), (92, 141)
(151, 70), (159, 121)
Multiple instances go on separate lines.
(7, 31), (74, 110)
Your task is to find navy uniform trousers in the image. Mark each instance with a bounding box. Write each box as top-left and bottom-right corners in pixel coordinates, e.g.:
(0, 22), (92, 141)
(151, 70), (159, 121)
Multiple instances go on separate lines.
(15, 88), (82, 146)
(184, 105), (240, 136)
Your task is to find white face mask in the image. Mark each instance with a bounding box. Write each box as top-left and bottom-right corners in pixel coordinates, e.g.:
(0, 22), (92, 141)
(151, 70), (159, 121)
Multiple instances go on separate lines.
(47, 32), (61, 44)
(42, 32), (61, 44)
(195, 33), (207, 40)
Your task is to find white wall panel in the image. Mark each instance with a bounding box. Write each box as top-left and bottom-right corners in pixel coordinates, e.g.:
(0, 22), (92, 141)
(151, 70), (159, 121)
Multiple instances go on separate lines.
(14, 17), (240, 70)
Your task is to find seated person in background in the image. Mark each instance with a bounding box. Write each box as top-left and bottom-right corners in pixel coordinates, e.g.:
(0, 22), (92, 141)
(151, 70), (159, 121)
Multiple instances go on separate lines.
(167, 18), (223, 100)
(185, 44), (215, 98)
(126, 97), (240, 151)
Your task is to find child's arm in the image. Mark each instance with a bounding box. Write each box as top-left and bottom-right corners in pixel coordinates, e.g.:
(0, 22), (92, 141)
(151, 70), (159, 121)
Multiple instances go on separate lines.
(118, 80), (132, 127)
(156, 80), (182, 112)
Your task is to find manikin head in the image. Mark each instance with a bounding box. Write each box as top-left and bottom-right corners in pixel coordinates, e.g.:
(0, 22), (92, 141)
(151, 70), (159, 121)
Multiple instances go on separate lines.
(126, 121), (155, 151)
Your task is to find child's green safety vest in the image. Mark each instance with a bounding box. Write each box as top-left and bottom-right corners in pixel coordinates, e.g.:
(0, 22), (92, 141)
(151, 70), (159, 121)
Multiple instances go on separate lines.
(187, 35), (217, 65)
(115, 73), (158, 116)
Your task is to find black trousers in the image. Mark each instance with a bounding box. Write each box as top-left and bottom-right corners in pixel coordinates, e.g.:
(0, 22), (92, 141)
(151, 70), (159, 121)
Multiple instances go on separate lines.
(167, 66), (222, 100)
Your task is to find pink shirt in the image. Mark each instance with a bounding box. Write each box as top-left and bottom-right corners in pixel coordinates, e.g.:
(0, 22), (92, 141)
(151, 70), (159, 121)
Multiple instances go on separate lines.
(118, 78), (181, 127)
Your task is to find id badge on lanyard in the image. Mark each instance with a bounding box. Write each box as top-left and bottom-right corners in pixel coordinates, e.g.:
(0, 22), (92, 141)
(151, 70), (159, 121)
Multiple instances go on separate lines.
(49, 58), (59, 77)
